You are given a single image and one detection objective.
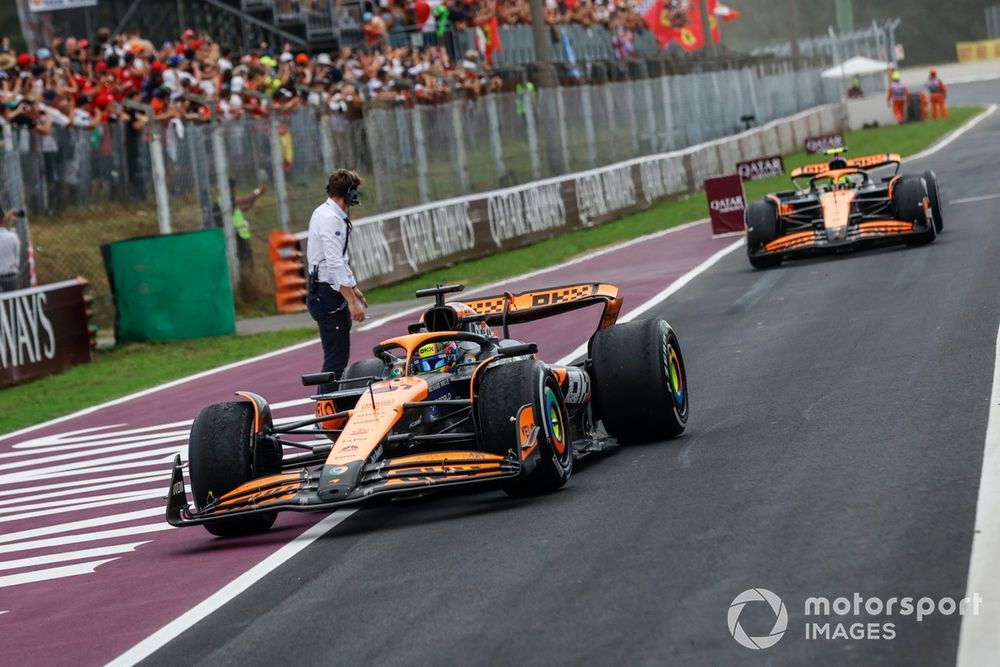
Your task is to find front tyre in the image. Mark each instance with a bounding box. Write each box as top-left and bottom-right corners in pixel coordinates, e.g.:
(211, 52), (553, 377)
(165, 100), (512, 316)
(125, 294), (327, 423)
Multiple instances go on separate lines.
(477, 360), (573, 496)
(188, 401), (277, 537)
(896, 175), (936, 246)
(923, 170), (943, 232)
(591, 319), (688, 443)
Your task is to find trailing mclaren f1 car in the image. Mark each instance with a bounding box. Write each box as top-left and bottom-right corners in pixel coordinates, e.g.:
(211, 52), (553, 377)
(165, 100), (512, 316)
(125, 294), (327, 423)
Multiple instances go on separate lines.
(745, 149), (943, 268)
(166, 283), (689, 536)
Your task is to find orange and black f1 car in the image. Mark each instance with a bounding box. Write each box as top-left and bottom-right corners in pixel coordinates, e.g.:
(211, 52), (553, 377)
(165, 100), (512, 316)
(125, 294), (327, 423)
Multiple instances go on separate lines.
(745, 150), (944, 269)
(166, 283), (688, 536)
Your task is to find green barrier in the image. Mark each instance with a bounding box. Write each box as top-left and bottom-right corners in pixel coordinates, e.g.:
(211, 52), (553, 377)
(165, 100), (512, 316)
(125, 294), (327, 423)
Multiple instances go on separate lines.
(102, 229), (235, 342)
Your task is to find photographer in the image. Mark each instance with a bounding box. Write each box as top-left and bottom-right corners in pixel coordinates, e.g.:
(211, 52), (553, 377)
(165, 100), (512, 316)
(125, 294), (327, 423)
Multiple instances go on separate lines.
(0, 208), (20, 292)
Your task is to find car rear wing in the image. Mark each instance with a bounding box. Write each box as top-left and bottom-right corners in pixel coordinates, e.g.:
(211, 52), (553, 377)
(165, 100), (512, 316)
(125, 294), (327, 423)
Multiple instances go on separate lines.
(461, 282), (623, 336)
(790, 153), (902, 179)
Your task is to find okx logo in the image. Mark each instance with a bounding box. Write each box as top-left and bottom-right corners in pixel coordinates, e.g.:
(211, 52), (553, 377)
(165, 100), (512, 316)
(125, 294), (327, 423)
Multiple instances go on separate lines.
(728, 588), (788, 650)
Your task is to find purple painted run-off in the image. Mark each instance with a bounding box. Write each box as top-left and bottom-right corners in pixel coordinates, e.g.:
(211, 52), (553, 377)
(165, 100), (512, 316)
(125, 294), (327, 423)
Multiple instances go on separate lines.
(0, 222), (734, 665)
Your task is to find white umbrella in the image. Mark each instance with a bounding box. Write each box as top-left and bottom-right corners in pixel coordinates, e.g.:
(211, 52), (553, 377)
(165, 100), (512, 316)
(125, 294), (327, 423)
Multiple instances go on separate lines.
(821, 56), (891, 79)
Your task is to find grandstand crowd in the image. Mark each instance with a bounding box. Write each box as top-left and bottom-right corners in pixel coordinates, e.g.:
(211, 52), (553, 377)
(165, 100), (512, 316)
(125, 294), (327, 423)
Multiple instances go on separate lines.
(0, 1), (651, 128)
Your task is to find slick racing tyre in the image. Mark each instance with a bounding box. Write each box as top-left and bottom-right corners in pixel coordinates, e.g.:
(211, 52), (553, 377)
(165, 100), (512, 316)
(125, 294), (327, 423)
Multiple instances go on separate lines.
(590, 318), (688, 443)
(332, 358), (387, 413)
(896, 175), (935, 246)
(477, 360), (573, 496)
(923, 170), (943, 232)
(745, 200), (783, 269)
(188, 401), (280, 537)
(340, 358), (386, 389)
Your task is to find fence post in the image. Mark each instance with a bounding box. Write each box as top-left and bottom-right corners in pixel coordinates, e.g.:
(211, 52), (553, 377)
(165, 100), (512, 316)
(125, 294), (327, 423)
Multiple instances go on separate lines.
(643, 76), (659, 153)
(660, 74), (675, 151)
(602, 82), (619, 161)
(318, 110), (336, 175)
(188, 125), (214, 228)
(268, 115), (291, 231)
(410, 105), (432, 204)
(449, 101), (470, 193)
(523, 89), (542, 180)
(624, 79), (640, 158)
(485, 93), (507, 184)
(126, 100), (171, 234)
(553, 87), (572, 173)
(581, 84), (598, 168)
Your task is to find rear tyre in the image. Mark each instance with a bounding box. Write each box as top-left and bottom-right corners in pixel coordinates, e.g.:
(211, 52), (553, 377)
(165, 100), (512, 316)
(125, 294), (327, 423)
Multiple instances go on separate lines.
(477, 360), (573, 496)
(189, 402), (277, 537)
(923, 170), (943, 232)
(745, 200), (783, 269)
(340, 358), (386, 389)
(896, 175), (935, 246)
(591, 319), (688, 443)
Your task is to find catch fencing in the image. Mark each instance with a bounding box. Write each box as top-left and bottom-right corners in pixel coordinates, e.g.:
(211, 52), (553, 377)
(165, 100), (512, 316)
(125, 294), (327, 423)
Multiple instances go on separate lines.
(0, 57), (840, 328)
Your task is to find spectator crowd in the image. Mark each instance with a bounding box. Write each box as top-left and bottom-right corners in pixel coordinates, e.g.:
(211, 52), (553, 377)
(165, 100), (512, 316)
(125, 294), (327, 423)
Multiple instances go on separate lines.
(0, 2), (654, 214)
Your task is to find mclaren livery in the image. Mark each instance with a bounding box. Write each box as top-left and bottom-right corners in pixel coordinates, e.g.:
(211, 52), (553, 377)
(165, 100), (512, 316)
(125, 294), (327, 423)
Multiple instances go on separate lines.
(167, 283), (689, 536)
(745, 150), (944, 268)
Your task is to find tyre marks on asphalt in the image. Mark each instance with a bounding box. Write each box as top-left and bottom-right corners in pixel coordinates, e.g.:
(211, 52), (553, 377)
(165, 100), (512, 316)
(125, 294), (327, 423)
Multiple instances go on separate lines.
(725, 270), (785, 315)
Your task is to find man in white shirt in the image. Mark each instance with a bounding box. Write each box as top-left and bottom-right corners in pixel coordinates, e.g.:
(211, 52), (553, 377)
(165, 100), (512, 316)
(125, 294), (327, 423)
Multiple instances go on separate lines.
(306, 169), (368, 392)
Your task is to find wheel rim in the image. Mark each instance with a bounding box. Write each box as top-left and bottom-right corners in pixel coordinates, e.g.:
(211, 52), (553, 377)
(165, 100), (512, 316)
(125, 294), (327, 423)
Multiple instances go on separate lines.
(543, 385), (567, 456)
(663, 337), (688, 419)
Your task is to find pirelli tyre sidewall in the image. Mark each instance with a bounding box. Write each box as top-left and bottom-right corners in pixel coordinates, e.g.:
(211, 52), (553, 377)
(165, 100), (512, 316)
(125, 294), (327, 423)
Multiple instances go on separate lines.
(745, 200), (783, 269)
(591, 319), (688, 443)
(895, 175), (936, 245)
(923, 170), (943, 232)
(188, 401), (278, 537)
(476, 359), (573, 495)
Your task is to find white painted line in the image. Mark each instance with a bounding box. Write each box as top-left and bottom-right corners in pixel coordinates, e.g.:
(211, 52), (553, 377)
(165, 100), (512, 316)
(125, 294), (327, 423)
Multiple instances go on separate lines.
(950, 73), (1000, 85)
(949, 193), (1000, 205)
(0, 557), (120, 588)
(108, 510), (357, 666)
(956, 317), (1000, 666)
(0, 541), (149, 572)
(905, 104), (997, 163)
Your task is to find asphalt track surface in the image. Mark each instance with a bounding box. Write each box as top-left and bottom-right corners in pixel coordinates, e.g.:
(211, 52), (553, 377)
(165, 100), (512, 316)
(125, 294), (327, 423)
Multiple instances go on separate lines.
(137, 84), (1000, 665)
(1, 84), (997, 666)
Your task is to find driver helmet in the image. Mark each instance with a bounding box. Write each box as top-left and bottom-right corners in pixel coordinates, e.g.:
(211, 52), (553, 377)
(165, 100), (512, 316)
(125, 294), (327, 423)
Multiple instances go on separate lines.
(413, 341), (460, 374)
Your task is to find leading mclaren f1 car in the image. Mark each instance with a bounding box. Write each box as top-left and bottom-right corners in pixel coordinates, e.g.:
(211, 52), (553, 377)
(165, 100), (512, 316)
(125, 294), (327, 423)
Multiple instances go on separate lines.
(166, 282), (689, 536)
(745, 149), (944, 268)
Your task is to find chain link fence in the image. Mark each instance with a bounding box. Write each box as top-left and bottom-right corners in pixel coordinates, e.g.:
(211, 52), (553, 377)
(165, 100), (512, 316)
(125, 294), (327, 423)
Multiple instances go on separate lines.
(1, 56), (839, 330)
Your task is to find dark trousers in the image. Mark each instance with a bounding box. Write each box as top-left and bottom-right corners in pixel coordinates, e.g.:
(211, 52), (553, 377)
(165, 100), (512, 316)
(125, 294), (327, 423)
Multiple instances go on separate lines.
(0, 273), (16, 292)
(307, 284), (352, 394)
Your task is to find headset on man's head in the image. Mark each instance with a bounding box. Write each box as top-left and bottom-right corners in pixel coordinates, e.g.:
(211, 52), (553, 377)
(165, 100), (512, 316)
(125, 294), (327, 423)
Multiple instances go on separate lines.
(326, 171), (361, 207)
